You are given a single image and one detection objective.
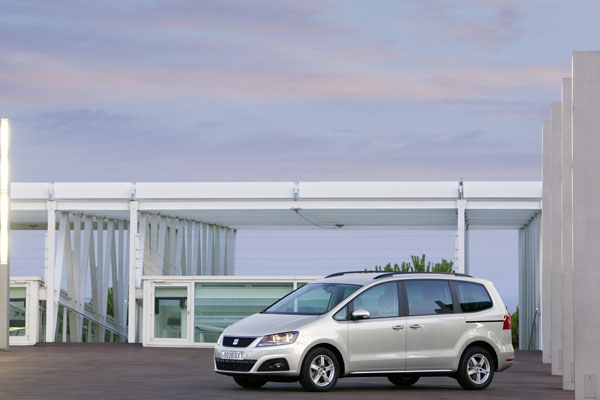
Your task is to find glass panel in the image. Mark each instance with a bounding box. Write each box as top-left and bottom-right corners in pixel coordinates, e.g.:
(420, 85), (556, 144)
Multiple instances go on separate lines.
(154, 286), (188, 339)
(9, 287), (26, 337)
(265, 283), (360, 316)
(405, 280), (454, 316)
(352, 282), (399, 319)
(194, 282), (293, 343)
(455, 281), (493, 312)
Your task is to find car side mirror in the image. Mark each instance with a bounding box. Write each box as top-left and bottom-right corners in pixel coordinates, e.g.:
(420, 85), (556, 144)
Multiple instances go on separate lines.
(351, 308), (370, 320)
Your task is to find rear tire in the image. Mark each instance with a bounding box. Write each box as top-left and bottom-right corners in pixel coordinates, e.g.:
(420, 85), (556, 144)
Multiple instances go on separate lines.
(299, 347), (340, 392)
(456, 346), (495, 390)
(233, 376), (267, 389)
(388, 374), (420, 387)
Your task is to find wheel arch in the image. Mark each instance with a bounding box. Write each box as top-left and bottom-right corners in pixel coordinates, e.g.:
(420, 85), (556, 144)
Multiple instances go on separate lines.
(461, 340), (499, 371)
(301, 342), (347, 376)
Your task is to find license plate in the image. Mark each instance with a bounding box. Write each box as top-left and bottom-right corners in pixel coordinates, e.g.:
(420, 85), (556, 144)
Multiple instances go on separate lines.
(222, 351), (243, 360)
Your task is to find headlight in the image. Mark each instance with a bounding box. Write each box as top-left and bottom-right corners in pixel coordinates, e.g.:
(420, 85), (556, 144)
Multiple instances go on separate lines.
(217, 332), (224, 345)
(257, 331), (299, 347)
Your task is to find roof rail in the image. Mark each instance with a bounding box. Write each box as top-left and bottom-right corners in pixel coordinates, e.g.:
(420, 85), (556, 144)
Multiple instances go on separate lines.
(373, 271), (473, 280)
(324, 271), (374, 278)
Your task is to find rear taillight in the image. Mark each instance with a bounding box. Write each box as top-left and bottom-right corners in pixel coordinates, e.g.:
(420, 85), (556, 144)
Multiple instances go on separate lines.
(503, 314), (512, 330)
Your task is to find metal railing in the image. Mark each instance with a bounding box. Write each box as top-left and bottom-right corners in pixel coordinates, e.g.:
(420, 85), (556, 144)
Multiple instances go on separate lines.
(58, 302), (128, 341)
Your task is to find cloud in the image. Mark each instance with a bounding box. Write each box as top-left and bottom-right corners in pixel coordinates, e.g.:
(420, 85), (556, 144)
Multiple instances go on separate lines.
(405, 0), (524, 48)
(0, 50), (568, 107)
(30, 109), (134, 130)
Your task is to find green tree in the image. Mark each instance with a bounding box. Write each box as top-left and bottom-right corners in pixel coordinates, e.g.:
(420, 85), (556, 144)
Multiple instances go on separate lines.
(511, 306), (519, 350)
(368, 254), (454, 274)
(107, 288), (114, 318)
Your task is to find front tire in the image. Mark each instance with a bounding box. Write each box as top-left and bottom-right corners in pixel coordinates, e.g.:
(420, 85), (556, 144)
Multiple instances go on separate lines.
(456, 346), (495, 390)
(232, 376), (267, 389)
(299, 347), (340, 392)
(388, 374), (420, 387)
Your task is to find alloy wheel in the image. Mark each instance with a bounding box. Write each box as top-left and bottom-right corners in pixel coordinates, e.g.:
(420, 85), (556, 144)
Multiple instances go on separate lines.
(309, 354), (335, 387)
(467, 353), (491, 385)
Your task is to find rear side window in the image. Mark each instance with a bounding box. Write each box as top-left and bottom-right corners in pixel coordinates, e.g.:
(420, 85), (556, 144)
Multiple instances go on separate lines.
(405, 280), (453, 316)
(454, 281), (493, 312)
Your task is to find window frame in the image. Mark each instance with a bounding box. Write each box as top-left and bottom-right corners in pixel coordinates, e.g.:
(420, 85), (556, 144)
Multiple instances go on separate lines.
(401, 279), (459, 317)
(450, 280), (494, 313)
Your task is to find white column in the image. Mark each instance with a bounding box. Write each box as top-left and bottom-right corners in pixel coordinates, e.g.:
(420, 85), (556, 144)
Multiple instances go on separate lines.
(96, 218), (105, 342)
(113, 220), (124, 329)
(561, 78), (575, 390)
(206, 225), (214, 274)
(175, 218), (184, 275)
(157, 215), (167, 275)
(201, 223), (209, 275)
(541, 119), (552, 364)
(103, 220), (114, 330)
(71, 213), (81, 341)
(186, 220), (194, 275)
(128, 202), (138, 343)
(456, 199), (467, 274)
(78, 215), (93, 341)
(150, 213), (159, 274)
(168, 217), (177, 275)
(572, 51), (600, 400)
(44, 202), (57, 342)
(225, 229), (236, 275)
(550, 102), (563, 376)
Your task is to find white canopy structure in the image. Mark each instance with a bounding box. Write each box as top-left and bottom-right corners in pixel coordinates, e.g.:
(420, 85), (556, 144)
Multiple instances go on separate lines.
(7, 180), (542, 347)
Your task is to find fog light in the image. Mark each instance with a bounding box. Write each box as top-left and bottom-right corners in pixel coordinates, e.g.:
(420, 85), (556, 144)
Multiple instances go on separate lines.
(257, 358), (290, 372)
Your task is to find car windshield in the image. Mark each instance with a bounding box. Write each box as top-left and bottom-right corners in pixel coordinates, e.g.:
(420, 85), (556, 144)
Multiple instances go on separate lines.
(264, 283), (361, 315)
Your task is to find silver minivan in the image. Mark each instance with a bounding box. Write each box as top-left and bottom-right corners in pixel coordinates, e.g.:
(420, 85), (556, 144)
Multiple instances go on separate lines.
(214, 272), (514, 391)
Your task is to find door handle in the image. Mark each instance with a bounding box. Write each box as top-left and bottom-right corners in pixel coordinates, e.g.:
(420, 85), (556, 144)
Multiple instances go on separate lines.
(409, 324), (422, 329)
(392, 325), (404, 330)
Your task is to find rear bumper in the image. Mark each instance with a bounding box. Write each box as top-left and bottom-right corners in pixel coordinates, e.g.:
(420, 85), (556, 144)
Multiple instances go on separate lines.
(497, 349), (515, 371)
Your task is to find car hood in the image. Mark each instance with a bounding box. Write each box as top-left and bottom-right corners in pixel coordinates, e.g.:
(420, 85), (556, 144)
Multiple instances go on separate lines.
(223, 313), (320, 337)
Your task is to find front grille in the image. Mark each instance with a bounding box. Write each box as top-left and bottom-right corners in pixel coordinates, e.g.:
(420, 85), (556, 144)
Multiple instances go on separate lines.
(223, 336), (256, 348)
(215, 358), (257, 372)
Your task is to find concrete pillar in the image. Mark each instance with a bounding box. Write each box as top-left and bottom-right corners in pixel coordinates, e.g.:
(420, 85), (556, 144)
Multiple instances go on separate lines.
(561, 77), (575, 390)
(541, 119), (552, 364)
(572, 51), (600, 400)
(550, 102), (563, 376)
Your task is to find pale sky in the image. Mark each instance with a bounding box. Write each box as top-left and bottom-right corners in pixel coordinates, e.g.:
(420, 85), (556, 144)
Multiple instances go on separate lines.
(3, 0), (598, 311)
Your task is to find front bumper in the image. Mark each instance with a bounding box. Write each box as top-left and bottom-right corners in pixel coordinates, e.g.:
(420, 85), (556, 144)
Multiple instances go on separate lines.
(214, 342), (305, 377)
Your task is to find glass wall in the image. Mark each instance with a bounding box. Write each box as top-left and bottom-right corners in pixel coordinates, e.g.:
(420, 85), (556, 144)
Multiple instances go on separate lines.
(9, 287), (26, 337)
(154, 286), (188, 339)
(194, 282), (293, 343)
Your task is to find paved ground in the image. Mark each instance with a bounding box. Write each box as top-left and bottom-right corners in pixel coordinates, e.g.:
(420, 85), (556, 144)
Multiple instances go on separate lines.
(0, 345), (573, 400)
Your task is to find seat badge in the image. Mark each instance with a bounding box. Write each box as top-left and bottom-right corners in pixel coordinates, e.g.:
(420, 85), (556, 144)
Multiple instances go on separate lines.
(233, 338), (239, 346)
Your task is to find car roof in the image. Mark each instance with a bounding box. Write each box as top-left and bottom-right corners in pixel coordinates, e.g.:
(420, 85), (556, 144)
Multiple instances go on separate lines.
(311, 272), (490, 287)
